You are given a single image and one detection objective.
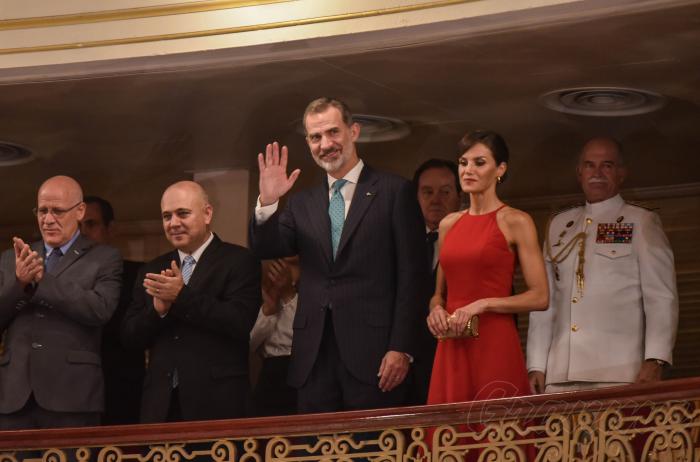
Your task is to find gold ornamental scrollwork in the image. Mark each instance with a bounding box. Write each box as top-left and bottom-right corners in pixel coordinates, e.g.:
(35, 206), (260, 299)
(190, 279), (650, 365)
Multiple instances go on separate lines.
(1, 396), (698, 462)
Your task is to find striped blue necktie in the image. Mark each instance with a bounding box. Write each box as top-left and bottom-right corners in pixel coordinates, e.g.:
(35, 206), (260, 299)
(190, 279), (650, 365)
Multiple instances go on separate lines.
(329, 179), (348, 259)
(181, 255), (196, 285)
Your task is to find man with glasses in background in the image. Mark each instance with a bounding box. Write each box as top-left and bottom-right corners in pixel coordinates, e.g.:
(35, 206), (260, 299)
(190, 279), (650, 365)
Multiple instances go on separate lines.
(0, 175), (122, 430)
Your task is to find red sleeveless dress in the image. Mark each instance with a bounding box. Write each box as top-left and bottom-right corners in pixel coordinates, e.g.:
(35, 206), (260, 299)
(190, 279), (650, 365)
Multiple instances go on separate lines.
(427, 206), (531, 404)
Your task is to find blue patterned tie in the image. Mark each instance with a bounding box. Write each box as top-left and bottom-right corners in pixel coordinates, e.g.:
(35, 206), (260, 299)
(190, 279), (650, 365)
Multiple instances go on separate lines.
(329, 179), (348, 259)
(181, 255), (196, 285)
(45, 248), (63, 274)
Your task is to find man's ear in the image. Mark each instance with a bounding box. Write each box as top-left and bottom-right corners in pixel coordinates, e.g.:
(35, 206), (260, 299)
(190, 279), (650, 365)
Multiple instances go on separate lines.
(618, 166), (628, 186)
(204, 204), (214, 225)
(75, 202), (86, 221)
(350, 122), (361, 142)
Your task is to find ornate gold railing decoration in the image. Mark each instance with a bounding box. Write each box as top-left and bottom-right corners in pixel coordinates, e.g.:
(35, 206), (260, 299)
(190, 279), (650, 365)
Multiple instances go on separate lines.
(0, 377), (698, 462)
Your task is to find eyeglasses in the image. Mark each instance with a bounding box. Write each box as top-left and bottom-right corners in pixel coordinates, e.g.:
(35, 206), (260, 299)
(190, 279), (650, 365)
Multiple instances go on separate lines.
(33, 201), (82, 219)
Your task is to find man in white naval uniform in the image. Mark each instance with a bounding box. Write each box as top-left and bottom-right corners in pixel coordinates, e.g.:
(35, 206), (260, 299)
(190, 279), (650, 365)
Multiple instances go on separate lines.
(527, 137), (678, 393)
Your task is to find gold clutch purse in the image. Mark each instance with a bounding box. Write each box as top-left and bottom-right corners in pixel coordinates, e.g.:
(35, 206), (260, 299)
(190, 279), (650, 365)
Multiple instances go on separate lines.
(435, 315), (479, 340)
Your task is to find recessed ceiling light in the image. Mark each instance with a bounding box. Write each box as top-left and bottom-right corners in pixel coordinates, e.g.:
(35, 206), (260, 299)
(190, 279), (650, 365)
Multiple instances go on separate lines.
(539, 86), (666, 116)
(295, 114), (410, 143)
(0, 141), (34, 166)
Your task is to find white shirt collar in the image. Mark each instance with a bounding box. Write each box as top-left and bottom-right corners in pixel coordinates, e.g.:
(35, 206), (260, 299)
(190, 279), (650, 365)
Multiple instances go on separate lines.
(177, 232), (214, 263)
(327, 159), (364, 189)
(584, 194), (625, 217)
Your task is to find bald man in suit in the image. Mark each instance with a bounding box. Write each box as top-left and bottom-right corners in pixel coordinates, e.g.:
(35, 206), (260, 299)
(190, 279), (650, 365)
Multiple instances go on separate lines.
(0, 176), (122, 430)
(122, 181), (260, 422)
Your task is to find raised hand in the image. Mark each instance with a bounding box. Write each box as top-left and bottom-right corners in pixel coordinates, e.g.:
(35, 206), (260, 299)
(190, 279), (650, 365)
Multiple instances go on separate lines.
(258, 142), (301, 206)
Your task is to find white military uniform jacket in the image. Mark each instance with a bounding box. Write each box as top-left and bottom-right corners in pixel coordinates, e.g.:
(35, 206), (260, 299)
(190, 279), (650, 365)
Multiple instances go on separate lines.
(527, 194), (678, 385)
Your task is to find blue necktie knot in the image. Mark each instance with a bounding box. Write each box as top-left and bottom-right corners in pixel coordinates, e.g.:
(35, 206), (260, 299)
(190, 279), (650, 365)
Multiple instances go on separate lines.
(45, 247), (63, 274)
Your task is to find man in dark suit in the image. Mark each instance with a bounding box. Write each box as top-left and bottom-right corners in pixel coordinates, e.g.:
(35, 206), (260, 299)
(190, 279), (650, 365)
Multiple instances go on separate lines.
(122, 181), (260, 423)
(0, 175), (122, 430)
(250, 97), (429, 413)
(409, 158), (460, 405)
(80, 196), (145, 425)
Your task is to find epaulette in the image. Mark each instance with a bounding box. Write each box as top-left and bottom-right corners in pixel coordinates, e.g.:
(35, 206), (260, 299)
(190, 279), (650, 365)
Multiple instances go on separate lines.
(543, 202), (583, 251)
(551, 202), (585, 217)
(625, 200), (658, 212)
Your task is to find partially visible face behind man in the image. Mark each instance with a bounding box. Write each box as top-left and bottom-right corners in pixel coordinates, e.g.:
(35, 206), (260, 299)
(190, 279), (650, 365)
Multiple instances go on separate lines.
(80, 202), (111, 244)
(161, 181), (213, 254)
(36, 176), (86, 248)
(304, 106), (360, 179)
(417, 167), (461, 231)
(577, 138), (627, 204)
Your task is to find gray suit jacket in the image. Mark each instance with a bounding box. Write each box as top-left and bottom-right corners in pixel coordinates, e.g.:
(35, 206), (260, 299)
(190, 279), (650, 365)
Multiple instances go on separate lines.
(0, 234), (122, 413)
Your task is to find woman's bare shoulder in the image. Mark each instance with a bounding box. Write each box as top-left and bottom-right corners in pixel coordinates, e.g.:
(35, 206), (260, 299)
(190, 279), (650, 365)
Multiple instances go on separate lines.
(497, 206), (536, 230)
(439, 211), (466, 233)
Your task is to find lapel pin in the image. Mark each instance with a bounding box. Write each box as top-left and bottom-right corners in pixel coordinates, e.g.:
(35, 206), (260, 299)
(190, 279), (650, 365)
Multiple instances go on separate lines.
(73, 250), (80, 255)
(366, 192), (375, 196)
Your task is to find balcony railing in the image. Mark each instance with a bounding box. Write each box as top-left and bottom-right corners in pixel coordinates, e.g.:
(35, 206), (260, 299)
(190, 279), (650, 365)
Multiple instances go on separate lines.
(1, 377), (699, 461)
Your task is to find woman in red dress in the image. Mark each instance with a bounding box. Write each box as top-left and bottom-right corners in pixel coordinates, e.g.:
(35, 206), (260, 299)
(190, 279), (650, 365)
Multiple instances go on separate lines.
(426, 130), (549, 405)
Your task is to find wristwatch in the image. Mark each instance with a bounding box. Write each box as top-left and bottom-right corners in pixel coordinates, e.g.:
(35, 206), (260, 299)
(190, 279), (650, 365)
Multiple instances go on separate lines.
(647, 358), (669, 368)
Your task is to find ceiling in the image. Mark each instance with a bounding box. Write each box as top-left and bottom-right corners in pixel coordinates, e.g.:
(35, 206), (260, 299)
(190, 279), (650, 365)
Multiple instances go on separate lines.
(0, 0), (698, 226)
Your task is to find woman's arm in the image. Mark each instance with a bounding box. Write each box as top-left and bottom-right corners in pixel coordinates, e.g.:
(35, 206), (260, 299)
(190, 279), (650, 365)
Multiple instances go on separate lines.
(426, 212), (463, 337)
(450, 208), (549, 332)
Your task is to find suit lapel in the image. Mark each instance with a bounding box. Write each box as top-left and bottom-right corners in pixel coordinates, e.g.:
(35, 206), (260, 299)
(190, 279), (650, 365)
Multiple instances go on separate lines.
(184, 235), (220, 289)
(51, 235), (94, 277)
(305, 179), (333, 265)
(336, 166), (379, 258)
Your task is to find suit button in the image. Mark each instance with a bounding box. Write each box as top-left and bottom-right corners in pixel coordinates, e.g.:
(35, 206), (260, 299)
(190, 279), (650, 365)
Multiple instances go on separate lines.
(31, 342), (43, 349)
(572, 298), (578, 304)
(173, 335), (179, 340)
(571, 324), (579, 332)
(35, 313), (45, 318)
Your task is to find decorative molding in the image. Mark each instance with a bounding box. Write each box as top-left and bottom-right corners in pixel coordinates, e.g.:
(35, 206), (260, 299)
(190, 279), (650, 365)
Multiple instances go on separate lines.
(0, 0), (479, 56)
(0, 0), (291, 31)
(506, 182), (700, 210)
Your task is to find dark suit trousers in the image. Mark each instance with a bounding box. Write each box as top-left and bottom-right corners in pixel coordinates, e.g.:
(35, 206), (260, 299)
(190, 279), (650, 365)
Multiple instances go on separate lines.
(297, 311), (406, 414)
(252, 356), (297, 416)
(0, 393), (100, 430)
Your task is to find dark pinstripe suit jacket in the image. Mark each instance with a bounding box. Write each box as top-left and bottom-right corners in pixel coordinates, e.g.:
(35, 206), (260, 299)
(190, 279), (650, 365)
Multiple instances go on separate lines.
(250, 165), (429, 387)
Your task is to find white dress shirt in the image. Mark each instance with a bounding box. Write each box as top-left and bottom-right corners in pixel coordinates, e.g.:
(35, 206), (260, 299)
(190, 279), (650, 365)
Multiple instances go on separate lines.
(255, 160), (364, 224)
(250, 294), (298, 358)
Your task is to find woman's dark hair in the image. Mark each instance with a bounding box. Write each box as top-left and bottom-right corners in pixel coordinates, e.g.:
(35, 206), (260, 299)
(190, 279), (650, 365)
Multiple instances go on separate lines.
(457, 129), (510, 182)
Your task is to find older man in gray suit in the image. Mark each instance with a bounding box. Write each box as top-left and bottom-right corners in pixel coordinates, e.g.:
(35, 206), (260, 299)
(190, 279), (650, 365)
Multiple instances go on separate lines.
(0, 175), (122, 429)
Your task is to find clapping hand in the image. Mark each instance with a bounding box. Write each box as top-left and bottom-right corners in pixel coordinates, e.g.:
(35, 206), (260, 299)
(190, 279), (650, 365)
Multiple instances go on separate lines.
(261, 259), (295, 316)
(13, 237), (43, 287)
(144, 260), (183, 315)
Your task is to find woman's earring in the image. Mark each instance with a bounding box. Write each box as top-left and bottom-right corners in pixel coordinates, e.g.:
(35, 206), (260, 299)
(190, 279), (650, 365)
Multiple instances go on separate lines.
(497, 176), (502, 184)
